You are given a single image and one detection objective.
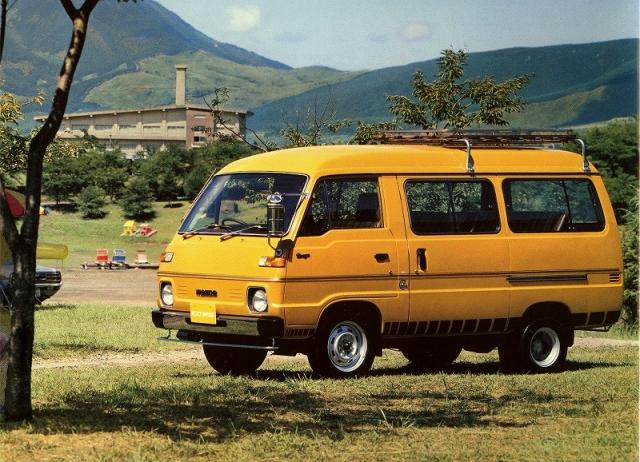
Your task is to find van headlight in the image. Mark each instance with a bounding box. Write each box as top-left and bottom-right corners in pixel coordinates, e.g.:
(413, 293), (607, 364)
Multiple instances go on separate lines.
(160, 283), (174, 306)
(249, 288), (268, 313)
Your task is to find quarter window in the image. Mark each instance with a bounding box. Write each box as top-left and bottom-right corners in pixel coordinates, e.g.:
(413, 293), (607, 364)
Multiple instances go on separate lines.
(405, 180), (500, 234)
(299, 178), (381, 236)
(504, 179), (604, 232)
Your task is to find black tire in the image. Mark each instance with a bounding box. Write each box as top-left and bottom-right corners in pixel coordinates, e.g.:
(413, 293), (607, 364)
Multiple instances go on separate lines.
(202, 345), (267, 375)
(499, 319), (568, 373)
(401, 343), (461, 371)
(308, 313), (376, 378)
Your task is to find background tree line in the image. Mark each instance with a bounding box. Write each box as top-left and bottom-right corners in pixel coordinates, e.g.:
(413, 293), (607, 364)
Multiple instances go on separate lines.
(36, 138), (253, 219)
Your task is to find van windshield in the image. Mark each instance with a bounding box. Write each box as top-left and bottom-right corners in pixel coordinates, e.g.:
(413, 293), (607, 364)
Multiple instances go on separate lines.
(180, 173), (307, 236)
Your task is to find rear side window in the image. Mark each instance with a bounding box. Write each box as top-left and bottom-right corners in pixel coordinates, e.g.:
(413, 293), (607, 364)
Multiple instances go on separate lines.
(405, 180), (500, 234)
(299, 177), (381, 236)
(504, 179), (604, 232)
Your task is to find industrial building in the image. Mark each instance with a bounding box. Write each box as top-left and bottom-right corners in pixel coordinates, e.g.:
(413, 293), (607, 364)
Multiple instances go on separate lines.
(35, 65), (251, 158)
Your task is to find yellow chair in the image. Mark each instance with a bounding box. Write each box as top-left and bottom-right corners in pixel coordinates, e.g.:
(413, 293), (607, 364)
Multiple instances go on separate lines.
(121, 220), (136, 236)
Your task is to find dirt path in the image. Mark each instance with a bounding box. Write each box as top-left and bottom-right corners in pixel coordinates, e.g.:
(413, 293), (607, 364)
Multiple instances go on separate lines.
(33, 349), (204, 370)
(33, 337), (637, 370)
(50, 267), (157, 305)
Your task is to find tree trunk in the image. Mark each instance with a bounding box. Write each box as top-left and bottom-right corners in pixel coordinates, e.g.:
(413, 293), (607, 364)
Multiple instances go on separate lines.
(4, 247), (35, 420)
(2, 0), (98, 422)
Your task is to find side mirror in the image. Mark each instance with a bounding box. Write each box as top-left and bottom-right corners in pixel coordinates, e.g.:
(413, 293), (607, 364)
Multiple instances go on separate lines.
(267, 193), (285, 235)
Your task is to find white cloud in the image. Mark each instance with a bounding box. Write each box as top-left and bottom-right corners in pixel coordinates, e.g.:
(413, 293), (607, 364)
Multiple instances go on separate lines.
(227, 6), (261, 32)
(400, 22), (431, 41)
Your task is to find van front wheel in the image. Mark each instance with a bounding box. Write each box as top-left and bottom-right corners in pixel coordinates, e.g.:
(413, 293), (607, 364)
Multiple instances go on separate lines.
(308, 316), (375, 378)
(203, 345), (267, 375)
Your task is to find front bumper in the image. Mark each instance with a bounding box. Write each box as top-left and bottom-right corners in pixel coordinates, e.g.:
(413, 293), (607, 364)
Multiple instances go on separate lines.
(35, 283), (62, 301)
(152, 309), (284, 338)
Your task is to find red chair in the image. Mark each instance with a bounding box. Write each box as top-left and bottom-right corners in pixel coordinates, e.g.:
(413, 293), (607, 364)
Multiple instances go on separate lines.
(136, 223), (157, 237)
(95, 249), (109, 265)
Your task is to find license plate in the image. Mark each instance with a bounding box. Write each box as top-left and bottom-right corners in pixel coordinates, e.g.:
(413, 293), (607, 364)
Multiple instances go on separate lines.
(190, 302), (216, 325)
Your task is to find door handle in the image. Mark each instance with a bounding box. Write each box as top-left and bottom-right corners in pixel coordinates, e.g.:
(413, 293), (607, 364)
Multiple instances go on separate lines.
(374, 253), (390, 263)
(296, 252), (310, 260)
(417, 248), (427, 272)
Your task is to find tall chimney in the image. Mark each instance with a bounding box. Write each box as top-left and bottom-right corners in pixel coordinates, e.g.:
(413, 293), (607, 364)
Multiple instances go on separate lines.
(175, 64), (187, 105)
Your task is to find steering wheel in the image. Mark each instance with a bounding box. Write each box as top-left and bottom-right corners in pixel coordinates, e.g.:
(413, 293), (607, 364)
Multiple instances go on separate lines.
(222, 217), (248, 227)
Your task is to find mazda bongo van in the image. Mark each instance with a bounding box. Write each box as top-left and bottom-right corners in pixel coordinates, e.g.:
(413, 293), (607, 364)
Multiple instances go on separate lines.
(152, 130), (623, 377)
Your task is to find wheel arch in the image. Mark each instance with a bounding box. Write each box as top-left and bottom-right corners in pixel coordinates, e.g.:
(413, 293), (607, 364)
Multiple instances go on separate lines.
(522, 301), (572, 325)
(521, 301), (574, 346)
(317, 300), (383, 355)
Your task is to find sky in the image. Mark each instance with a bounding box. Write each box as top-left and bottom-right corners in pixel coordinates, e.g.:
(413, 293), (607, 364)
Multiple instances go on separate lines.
(155, 0), (639, 70)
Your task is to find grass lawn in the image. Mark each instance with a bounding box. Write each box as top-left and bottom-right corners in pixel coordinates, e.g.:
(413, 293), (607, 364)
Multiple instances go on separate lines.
(0, 347), (637, 461)
(38, 202), (185, 268)
(32, 303), (188, 360)
(0, 303), (635, 460)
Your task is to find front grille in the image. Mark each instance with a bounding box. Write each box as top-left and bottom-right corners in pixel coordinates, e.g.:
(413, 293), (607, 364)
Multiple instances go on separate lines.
(609, 273), (621, 283)
(176, 283), (189, 296)
(35, 271), (61, 284)
(228, 289), (243, 301)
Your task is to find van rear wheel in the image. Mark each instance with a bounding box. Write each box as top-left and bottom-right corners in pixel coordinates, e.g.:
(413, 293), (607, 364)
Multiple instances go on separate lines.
(401, 344), (461, 371)
(203, 345), (267, 375)
(308, 315), (375, 378)
(499, 319), (568, 373)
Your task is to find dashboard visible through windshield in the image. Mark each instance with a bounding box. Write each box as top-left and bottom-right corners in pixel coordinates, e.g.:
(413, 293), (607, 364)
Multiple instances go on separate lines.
(180, 173), (307, 236)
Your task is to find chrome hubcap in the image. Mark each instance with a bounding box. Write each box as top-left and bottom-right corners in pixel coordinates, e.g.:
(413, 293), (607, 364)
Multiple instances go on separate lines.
(529, 327), (561, 368)
(327, 321), (367, 373)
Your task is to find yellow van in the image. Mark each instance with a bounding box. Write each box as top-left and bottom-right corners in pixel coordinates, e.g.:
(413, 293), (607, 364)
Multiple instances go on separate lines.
(152, 130), (623, 377)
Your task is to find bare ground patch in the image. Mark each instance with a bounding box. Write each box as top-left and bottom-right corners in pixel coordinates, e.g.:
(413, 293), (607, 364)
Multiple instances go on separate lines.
(50, 267), (157, 305)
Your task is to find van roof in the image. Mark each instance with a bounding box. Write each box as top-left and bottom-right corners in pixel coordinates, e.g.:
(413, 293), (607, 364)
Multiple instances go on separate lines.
(219, 144), (598, 177)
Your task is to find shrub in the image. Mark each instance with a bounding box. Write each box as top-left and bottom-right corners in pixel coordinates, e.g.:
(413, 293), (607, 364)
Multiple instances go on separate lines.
(78, 185), (107, 219)
(119, 176), (155, 220)
(183, 141), (254, 198)
(621, 195), (638, 327)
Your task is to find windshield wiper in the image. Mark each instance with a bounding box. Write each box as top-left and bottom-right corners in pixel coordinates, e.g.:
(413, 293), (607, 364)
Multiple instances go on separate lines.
(219, 225), (267, 241)
(182, 223), (231, 240)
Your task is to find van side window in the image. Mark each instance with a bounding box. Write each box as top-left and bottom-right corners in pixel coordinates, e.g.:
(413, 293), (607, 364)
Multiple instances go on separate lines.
(504, 179), (605, 232)
(405, 180), (499, 234)
(299, 178), (381, 236)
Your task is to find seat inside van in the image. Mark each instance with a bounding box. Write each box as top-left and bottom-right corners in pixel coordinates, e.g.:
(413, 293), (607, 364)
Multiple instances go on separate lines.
(507, 211), (568, 232)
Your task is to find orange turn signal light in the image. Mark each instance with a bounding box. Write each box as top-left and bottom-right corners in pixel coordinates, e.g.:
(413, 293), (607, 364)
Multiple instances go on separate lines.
(258, 256), (286, 268)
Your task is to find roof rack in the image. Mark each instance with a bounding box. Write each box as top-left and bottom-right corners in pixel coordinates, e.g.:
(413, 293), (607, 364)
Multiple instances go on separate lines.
(373, 129), (590, 174)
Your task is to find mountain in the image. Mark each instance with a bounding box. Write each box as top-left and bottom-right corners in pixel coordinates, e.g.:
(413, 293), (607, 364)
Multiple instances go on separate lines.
(250, 39), (639, 135)
(2, 0), (358, 117)
(1, 2), (636, 133)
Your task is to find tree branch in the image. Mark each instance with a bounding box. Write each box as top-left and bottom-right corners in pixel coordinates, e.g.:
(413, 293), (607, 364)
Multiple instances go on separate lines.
(59, 0), (77, 19)
(203, 94), (274, 152)
(0, 0), (7, 65)
(80, 0), (101, 16)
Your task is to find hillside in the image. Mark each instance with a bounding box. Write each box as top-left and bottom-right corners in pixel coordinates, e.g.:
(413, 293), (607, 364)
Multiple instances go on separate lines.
(83, 53), (361, 110)
(2, 0), (357, 118)
(250, 39), (639, 135)
(1, 2), (635, 133)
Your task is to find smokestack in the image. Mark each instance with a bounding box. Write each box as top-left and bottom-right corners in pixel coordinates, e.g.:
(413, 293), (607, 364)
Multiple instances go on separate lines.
(175, 64), (187, 105)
